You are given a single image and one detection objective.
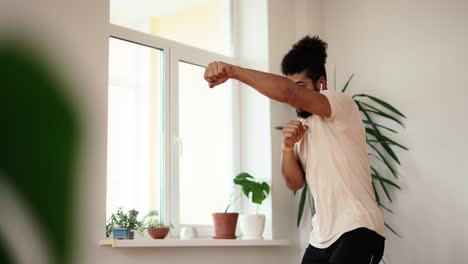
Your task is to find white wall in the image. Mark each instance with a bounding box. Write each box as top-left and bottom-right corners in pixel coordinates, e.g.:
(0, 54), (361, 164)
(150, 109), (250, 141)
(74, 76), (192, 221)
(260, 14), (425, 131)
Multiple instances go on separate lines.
(7, 0), (462, 263)
(0, 0), (307, 264)
(0, 0), (110, 264)
(234, 0), (273, 230)
(319, 0), (468, 263)
(266, 0), (318, 258)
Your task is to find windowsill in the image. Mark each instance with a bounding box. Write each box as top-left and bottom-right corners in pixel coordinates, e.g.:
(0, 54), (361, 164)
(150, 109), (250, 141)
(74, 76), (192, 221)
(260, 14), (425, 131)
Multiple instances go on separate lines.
(99, 237), (291, 248)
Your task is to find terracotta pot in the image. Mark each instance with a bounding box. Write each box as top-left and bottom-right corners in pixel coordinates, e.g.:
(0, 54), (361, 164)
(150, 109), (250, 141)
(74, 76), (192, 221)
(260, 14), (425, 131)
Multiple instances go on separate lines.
(212, 212), (239, 239)
(147, 228), (170, 239)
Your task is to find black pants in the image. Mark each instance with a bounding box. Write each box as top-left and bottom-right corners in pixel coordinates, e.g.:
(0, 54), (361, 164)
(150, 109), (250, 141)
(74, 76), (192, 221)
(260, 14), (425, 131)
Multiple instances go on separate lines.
(301, 227), (385, 264)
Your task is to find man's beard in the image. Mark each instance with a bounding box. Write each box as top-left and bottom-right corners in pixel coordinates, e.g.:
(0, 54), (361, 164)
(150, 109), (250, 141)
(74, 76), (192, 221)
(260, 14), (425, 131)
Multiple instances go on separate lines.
(296, 108), (312, 118)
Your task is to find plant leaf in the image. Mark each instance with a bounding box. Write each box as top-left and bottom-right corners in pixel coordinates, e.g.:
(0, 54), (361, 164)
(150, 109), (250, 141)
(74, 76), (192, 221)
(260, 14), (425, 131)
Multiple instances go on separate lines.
(378, 202), (394, 213)
(297, 185), (307, 227)
(307, 184), (314, 217)
(261, 182), (270, 196)
(353, 94), (406, 118)
(368, 143), (398, 178)
(373, 174), (393, 203)
(366, 127), (408, 151)
(367, 139), (409, 151)
(357, 102), (405, 127)
(368, 153), (382, 161)
(371, 167), (401, 189)
(372, 167), (401, 204)
(357, 101), (387, 114)
(341, 73), (354, 93)
(366, 134), (400, 165)
(372, 181), (380, 203)
(362, 119), (397, 133)
(234, 173), (270, 205)
(360, 105), (402, 164)
(385, 223), (402, 238)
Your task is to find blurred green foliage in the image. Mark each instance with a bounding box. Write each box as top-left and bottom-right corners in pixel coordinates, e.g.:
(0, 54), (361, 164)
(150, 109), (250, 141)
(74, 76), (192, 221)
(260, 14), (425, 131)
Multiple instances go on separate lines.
(0, 36), (79, 264)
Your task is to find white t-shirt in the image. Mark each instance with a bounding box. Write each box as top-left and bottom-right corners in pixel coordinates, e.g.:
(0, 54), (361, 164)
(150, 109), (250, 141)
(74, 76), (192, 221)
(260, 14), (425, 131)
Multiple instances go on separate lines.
(294, 89), (385, 248)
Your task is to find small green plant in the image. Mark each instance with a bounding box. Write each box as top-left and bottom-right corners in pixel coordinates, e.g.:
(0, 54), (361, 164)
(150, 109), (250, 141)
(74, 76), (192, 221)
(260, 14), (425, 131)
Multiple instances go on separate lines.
(138, 216), (173, 233)
(225, 172), (270, 214)
(105, 208), (143, 238)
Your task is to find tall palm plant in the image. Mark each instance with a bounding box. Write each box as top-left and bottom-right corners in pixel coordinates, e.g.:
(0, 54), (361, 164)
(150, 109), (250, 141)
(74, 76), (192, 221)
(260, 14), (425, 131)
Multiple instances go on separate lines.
(280, 74), (406, 237)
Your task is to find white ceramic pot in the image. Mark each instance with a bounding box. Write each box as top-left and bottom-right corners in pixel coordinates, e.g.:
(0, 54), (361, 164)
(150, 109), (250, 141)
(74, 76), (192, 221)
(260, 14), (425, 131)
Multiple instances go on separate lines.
(180, 226), (198, 240)
(239, 214), (265, 240)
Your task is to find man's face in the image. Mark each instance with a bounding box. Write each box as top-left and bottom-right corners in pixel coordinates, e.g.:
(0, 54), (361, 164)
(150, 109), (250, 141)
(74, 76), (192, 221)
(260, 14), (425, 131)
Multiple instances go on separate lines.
(286, 71), (319, 118)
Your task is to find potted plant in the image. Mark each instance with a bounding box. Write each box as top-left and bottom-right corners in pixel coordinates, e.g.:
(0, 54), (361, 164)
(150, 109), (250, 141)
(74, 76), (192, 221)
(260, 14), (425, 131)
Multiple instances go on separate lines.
(105, 208), (142, 239)
(233, 172), (270, 240)
(139, 216), (173, 239)
(212, 181), (244, 239)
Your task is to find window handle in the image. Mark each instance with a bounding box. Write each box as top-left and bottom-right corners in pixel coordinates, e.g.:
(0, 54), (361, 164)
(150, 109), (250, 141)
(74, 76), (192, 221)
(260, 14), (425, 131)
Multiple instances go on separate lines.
(174, 137), (183, 156)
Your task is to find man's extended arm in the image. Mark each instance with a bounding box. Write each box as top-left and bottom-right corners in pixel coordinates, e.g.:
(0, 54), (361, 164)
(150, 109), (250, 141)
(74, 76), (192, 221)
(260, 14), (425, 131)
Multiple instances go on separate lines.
(204, 61), (331, 118)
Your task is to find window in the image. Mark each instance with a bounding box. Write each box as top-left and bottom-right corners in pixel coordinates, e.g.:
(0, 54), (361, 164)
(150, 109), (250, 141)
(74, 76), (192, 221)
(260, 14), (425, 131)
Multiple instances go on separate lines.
(178, 61), (232, 225)
(110, 0), (232, 55)
(106, 38), (164, 219)
(106, 0), (237, 234)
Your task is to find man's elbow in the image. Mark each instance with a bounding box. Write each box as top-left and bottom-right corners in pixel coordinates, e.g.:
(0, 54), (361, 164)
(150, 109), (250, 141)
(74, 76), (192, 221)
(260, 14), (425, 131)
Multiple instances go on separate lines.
(286, 179), (305, 191)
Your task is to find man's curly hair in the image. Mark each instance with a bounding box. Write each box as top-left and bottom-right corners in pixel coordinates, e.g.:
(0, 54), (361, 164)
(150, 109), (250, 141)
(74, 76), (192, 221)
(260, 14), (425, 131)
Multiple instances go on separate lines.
(281, 35), (328, 83)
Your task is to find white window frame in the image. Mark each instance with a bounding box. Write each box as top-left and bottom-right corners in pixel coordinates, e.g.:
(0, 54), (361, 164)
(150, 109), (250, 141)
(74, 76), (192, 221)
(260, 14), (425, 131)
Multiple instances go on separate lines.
(108, 8), (239, 236)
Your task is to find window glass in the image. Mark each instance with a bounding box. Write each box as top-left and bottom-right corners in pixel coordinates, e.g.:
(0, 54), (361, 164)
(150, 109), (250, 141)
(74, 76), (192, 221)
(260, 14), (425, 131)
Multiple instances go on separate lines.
(106, 37), (164, 219)
(178, 61), (231, 225)
(110, 0), (231, 55)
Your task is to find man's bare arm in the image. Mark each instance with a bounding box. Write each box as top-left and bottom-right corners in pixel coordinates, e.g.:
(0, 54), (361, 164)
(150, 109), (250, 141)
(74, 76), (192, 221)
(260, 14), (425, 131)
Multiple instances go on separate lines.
(204, 62), (331, 118)
(280, 120), (307, 191)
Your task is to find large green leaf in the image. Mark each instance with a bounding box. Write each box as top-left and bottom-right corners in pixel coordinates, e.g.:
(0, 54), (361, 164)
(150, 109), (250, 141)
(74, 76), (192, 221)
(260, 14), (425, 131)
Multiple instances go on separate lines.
(366, 129), (401, 165)
(234, 173), (270, 205)
(366, 128), (409, 151)
(353, 94), (406, 118)
(358, 100), (405, 129)
(297, 184), (308, 227)
(1, 37), (79, 264)
(357, 102), (405, 127)
(373, 173), (396, 213)
(307, 185), (314, 217)
(385, 223), (402, 238)
(261, 182), (270, 195)
(0, 236), (14, 264)
(360, 104), (402, 164)
(372, 181), (380, 203)
(373, 174), (392, 203)
(371, 167), (401, 189)
(368, 153), (382, 161)
(341, 73), (354, 93)
(367, 139), (408, 151)
(368, 143), (398, 178)
(378, 202), (394, 213)
(371, 167), (401, 204)
(363, 119), (397, 133)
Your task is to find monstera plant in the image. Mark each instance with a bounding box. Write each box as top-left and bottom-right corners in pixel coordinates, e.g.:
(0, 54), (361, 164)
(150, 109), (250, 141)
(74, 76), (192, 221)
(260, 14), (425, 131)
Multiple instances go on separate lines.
(278, 74), (406, 237)
(234, 172), (270, 240)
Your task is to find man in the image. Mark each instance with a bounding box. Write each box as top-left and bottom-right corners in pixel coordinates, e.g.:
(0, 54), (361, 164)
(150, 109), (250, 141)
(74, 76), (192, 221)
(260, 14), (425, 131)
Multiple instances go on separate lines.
(204, 35), (385, 264)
